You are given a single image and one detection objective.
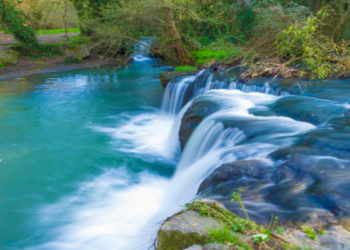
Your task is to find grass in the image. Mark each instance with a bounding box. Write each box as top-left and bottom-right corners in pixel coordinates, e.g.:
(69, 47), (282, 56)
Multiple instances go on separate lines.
(36, 28), (80, 35)
(175, 66), (197, 72)
(186, 188), (315, 250)
(207, 225), (251, 249)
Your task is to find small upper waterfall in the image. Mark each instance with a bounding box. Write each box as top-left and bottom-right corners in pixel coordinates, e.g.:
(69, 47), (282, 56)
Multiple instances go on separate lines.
(133, 38), (153, 62)
(161, 69), (290, 115)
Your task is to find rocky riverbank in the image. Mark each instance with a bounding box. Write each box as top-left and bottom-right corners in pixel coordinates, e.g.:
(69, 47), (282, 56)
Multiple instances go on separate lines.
(156, 200), (350, 250)
(157, 69), (350, 250)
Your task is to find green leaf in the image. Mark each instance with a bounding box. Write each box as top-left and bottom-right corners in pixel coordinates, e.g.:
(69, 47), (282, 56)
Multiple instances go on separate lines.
(318, 229), (325, 236)
(276, 227), (284, 234)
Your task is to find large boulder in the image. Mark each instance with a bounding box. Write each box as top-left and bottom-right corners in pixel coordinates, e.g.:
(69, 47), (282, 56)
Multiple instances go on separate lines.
(198, 159), (275, 194)
(69, 44), (91, 59)
(157, 210), (224, 250)
(284, 224), (350, 250)
(270, 96), (347, 125)
(159, 71), (198, 90)
(0, 49), (19, 66)
(179, 101), (219, 150)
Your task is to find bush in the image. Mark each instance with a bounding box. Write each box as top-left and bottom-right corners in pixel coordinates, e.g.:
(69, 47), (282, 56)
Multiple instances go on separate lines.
(192, 48), (242, 65)
(21, 43), (65, 58)
(64, 56), (82, 65)
(175, 66), (197, 72)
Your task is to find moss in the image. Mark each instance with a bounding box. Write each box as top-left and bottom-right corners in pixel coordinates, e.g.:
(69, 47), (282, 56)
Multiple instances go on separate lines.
(0, 49), (19, 66)
(157, 230), (207, 250)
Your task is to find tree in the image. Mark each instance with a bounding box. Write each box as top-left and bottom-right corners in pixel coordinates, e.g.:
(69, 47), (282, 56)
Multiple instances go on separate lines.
(295, 0), (350, 41)
(0, 0), (39, 46)
(165, 6), (189, 65)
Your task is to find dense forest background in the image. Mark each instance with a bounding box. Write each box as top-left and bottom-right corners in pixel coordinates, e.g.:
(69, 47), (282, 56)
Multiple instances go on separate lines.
(2, 0), (350, 79)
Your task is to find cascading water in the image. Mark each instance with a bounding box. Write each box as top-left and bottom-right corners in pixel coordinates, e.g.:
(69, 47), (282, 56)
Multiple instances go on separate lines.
(161, 76), (196, 114)
(161, 69), (289, 116)
(4, 37), (350, 250)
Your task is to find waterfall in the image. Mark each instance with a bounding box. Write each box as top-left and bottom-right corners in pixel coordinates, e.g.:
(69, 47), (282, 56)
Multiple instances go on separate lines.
(165, 101), (193, 155)
(161, 76), (196, 114)
(133, 38), (153, 62)
(229, 82), (289, 96)
(161, 69), (290, 117)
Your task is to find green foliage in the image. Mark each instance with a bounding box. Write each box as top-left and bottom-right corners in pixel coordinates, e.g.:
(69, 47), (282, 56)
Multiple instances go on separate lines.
(36, 28), (80, 35)
(64, 56), (82, 65)
(0, 0), (39, 46)
(275, 8), (350, 79)
(174, 66), (197, 72)
(207, 225), (251, 249)
(21, 43), (65, 58)
(301, 225), (325, 241)
(186, 188), (285, 249)
(67, 35), (91, 49)
(192, 48), (242, 65)
(0, 63), (5, 69)
(231, 188), (250, 221)
(284, 244), (314, 250)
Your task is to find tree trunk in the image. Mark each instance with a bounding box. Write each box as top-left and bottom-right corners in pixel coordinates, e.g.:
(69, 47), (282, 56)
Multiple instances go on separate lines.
(164, 7), (189, 66)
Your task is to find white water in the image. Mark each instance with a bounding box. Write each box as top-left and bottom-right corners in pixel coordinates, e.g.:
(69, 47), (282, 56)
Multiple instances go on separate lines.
(32, 59), (319, 250)
(161, 76), (196, 114)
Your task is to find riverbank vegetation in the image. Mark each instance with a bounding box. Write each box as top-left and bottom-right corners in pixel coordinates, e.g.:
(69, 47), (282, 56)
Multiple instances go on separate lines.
(1, 0), (350, 78)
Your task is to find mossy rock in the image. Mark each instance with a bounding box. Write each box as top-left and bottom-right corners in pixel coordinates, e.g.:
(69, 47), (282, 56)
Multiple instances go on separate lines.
(157, 211), (224, 250)
(0, 49), (19, 66)
(68, 44), (91, 59)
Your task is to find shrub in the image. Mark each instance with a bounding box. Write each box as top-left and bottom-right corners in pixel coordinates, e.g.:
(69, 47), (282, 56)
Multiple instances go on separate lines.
(21, 43), (65, 58)
(64, 56), (82, 65)
(175, 66), (197, 72)
(191, 48), (242, 65)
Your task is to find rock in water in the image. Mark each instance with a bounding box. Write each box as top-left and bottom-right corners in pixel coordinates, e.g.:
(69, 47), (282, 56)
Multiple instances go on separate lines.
(159, 71), (198, 90)
(0, 49), (19, 66)
(179, 101), (219, 150)
(157, 211), (224, 250)
(198, 159), (274, 194)
(69, 44), (91, 59)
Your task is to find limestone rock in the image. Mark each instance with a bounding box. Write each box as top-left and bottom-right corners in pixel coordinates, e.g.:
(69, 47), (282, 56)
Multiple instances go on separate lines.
(179, 101), (219, 150)
(198, 159), (274, 194)
(184, 245), (203, 250)
(159, 71), (198, 89)
(0, 49), (19, 66)
(203, 243), (232, 250)
(69, 44), (90, 59)
(285, 225), (350, 250)
(157, 211), (224, 250)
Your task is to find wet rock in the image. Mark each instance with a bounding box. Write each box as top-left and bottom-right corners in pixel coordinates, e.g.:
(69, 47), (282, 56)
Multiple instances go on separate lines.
(269, 145), (350, 161)
(179, 101), (219, 150)
(271, 96), (347, 125)
(285, 225), (350, 250)
(300, 128), (350, 152)
(0, 49), (19, 66)
(198, 159), (275, 194)
(203, 243), (232, 250)
(157, 211), (224, 250)
(159, 71), (198, 90)
(270, 153), (350, 217)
